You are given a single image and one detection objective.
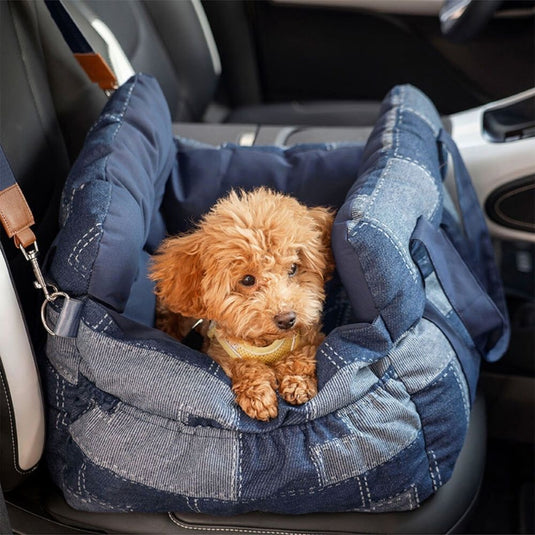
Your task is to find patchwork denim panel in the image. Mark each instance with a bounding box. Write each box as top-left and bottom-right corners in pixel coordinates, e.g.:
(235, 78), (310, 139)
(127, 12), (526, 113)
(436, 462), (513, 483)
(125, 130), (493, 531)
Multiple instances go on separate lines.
(311, 375), (421, 485)
(317, 316), (393, 382)
(357, 430), (434, 512)
(51, 181), (109, 296)
(388, 318), (456, 394)
(411, 359), (470, 492)
(69, 402), (240, 500)
(347, 160), (442, 340)
(361, 485), (420, 513)
(45, 329), (81, 384)
(76, 321), (240, 428)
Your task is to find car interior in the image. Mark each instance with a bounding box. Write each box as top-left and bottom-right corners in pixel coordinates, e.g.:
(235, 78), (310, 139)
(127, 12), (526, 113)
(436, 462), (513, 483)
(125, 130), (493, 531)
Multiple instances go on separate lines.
(0, 0), (533, 534)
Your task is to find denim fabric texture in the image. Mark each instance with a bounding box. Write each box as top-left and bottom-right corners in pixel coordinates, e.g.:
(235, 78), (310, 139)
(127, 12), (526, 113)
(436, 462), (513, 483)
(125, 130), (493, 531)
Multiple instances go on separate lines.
(43, 75), (508, 514)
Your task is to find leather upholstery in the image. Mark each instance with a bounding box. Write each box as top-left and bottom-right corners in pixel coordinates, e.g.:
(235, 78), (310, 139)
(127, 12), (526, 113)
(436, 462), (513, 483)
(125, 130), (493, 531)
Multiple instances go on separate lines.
(72, 0), (220, 122)
(70, 0), (382, 126)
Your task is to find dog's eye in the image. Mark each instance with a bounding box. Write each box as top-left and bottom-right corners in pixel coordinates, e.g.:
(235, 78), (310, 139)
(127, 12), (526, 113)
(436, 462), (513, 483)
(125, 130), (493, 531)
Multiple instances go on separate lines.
(288, 263), (298, 277)
(240, 274), (256, 287)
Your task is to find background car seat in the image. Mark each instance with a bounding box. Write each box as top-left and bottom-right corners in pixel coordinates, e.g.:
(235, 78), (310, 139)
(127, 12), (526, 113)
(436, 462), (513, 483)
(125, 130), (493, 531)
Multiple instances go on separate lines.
(64, 0), (383, 126)
(1, 1), (487, 532)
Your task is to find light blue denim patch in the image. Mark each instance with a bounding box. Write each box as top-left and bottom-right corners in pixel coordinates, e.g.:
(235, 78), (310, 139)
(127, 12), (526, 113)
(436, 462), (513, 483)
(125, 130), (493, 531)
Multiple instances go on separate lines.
(76, 321), (240, 428)
(388, 318), (456, 394)
(311, 376), (421, 485)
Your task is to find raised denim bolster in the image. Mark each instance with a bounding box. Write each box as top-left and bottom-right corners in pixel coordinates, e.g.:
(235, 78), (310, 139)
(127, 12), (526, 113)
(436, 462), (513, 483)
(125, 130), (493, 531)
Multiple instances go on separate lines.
(43, 78), (508, 514)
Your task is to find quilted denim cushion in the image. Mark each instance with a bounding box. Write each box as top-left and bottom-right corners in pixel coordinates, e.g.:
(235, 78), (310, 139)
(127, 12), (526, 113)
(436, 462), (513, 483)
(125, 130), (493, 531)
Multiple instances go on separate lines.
(43, 76), (507, 514)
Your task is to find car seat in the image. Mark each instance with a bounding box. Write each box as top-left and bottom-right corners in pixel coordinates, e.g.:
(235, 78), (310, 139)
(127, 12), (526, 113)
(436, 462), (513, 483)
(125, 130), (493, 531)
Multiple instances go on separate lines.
(1, 1), (486, 533)
(62, 0), (383, 126)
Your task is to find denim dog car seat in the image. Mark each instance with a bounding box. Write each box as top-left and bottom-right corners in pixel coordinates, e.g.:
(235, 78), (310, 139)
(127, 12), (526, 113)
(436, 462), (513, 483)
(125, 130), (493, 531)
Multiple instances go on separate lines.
(42, 75), (509, 515)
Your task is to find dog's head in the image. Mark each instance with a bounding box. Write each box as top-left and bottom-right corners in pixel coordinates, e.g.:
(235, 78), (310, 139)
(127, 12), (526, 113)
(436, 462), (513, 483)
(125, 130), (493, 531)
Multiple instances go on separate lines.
(150, 188), (334, 345)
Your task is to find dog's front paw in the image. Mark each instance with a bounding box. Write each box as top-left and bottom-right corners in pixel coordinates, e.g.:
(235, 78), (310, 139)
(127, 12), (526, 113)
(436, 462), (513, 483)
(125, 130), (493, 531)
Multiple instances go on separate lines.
(279, 375), (317, 405)
(230, 361), (279, 421)
(234, 383), (278, 421)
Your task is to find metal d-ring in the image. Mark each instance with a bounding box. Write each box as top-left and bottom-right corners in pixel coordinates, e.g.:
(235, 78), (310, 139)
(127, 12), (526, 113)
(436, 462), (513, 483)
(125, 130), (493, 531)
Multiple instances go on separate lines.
(41, 291), (70, 336)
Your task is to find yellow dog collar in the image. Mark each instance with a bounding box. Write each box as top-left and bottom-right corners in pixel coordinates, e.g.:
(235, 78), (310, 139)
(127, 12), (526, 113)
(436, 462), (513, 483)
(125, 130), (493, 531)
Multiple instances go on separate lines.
(207, 323), (300, 365)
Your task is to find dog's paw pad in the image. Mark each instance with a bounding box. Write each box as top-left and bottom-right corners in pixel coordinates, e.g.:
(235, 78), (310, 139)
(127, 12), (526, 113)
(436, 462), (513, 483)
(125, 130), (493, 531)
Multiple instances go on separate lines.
(236, 384), (278, 421)
(279, 375), (317, 405)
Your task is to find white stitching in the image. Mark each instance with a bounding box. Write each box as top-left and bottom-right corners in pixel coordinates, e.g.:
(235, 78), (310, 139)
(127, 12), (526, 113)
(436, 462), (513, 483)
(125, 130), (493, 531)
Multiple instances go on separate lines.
(309, 445), (324, 488)
(414, 485), (420, 508)
(67, 224), (102, 277)
(429, 449), (443, 489)
(237, 433), (243, 500)
(89, 313), (113, 332)
(428, 449), (438, 491)
(63, 182), (87, 223)
(324, 342), (346, 366)
(65, 480), (133, 512)
(450, 363), (470, 425)
(401, 105), (439, 135)
(356, 476), (366, 508)
(363, 475), (372, 506)
(319, 346), (340, 370)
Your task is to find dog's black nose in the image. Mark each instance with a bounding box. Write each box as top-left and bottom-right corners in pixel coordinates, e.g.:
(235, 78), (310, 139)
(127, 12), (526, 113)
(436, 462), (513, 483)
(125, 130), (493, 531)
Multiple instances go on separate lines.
(274, 311), (296, 330)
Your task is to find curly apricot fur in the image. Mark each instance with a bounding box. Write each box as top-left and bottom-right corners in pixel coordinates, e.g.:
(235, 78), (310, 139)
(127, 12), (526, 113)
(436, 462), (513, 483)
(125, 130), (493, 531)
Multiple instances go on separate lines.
(150, 188), (334, 420)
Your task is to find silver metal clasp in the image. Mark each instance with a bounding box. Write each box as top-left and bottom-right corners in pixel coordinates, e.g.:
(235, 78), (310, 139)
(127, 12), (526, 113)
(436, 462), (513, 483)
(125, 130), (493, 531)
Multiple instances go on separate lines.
(19, 242), (55, 297)
(19, 241), (68, 336)
(40, 291), (71, 336)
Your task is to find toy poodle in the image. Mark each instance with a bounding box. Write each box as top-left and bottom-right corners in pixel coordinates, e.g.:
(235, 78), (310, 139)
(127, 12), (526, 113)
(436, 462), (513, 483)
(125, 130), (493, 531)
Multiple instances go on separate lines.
(150, 187), (334, 421)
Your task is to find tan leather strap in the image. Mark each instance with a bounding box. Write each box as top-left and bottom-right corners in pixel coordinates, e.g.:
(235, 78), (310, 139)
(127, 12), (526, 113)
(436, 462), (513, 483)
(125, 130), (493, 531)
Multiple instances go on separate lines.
(0, 183), (36, 249)
(74, 53), (118, 92)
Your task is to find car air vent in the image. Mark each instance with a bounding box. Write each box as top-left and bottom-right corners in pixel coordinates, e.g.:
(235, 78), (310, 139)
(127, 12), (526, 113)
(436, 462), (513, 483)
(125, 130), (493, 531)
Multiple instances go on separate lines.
(486, 176), (535, 232)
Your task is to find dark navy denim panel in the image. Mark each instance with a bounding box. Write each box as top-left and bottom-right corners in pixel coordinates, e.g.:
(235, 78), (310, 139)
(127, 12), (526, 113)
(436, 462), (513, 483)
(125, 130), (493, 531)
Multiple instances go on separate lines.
(321, 274), (358, 333)
(166, 140), (364, 235)
(50, 75), (175, 310)
(122, 250), (157, 326)
(410, 359), (470, 493)
(50, 180), (110, 297)
(238, 422), (337, 501)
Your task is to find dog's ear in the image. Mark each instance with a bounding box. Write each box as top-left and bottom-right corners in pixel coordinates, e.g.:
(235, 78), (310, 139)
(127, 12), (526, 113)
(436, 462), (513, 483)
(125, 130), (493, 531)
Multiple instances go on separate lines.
(149, 232), (207, 319)
(301, 206), (336, 280)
